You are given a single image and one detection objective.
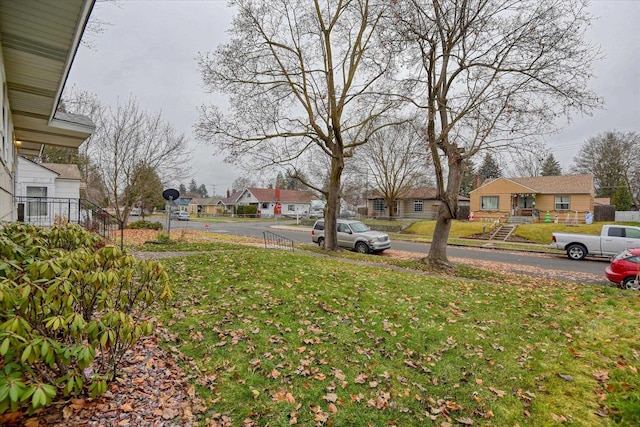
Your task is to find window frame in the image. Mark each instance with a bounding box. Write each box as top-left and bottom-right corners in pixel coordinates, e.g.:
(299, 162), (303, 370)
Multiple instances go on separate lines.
(480, 195), (499, 210)
(372, 199), (384, 212)
(555, 195), (570, 211)
(26, 186), (48, 217)
(413, 199), (424, 213)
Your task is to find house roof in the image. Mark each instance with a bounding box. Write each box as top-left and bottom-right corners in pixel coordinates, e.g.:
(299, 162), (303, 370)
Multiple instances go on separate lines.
(594, 197), (611, 206)
(246, 187), (314, 203)
(175, 197), (193, 206)
(369, 187), (470, 201)
(0, 0), (96, 157)
(470, 174), (594, 194)
(218, 190), (243, 206)
(40, 162), (82, 180)
(192, 197), (218, 206)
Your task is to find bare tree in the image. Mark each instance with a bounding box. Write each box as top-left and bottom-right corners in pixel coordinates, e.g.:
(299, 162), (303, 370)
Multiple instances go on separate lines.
(353, 122), (433, 218)
(572, 130), (640, 199)
(391, 0), (601, 269)
(231, 177), (257, 193)
(89, 97), (190, 223)
(501, 143), (551, 177)
(195, 0), (402, 251)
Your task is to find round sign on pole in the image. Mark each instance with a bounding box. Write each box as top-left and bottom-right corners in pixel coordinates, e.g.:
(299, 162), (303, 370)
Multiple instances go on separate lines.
(162, 188), (180, 201)
(162, 189), (180, 239)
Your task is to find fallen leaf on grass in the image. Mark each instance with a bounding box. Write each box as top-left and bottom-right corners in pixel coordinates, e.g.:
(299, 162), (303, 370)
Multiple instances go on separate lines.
(272, 388), (296, 404)
(489, 387), (506, 397)
(323, 393), (338, 403)
(593, 370), (610, 382)
(558, 373), (574, 382)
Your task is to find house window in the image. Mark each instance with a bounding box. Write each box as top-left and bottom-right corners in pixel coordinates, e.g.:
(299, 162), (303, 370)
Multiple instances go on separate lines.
(287, 204), (295, 211)
(27, 186), (47, 216)
(414, 200), (424, 212)
(481, 196), (499, 210)
(261, 202), (268, 209)
(555, 196), (570, 210)
(517, 196), (535, 208)
(372, 199), (384, 212)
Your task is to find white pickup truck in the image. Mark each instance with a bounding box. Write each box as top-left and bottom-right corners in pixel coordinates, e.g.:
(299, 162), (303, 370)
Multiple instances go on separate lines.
(550, 224), (640, 260)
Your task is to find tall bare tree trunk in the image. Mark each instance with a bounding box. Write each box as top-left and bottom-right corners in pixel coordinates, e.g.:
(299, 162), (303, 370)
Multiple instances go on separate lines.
(324, 154), (344, 250)
(428, 152), (464, 269)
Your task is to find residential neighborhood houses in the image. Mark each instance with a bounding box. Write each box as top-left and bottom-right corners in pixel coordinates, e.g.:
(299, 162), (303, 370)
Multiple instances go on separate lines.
(0, 0), (634, 228)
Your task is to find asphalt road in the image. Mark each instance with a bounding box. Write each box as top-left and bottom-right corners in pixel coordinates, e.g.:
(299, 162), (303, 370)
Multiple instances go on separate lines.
(159, 217), (611, 286)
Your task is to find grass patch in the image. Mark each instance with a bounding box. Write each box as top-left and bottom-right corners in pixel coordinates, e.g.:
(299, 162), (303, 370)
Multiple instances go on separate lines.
(154, 247), (640, 426)
(401, 220), (640, 246)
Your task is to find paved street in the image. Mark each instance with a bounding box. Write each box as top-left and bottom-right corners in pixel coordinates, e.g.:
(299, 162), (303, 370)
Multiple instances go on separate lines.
(143, 217), (611, 286)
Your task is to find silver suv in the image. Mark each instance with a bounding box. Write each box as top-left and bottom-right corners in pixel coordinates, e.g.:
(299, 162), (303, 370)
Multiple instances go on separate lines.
(311, 219), (391, 254)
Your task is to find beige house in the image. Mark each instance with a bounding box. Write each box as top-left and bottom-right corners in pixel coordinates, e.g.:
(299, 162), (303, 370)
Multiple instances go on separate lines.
(469, 174), (595, 223)
(367, 187), (470, 220)
(190, 197), (220, 216)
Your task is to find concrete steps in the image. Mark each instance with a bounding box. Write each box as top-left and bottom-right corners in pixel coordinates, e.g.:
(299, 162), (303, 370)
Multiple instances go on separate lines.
(490, 223), (518, 241)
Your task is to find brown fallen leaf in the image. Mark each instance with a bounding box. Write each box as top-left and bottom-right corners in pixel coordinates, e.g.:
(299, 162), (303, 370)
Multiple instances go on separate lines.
(489, 387), (506, 398)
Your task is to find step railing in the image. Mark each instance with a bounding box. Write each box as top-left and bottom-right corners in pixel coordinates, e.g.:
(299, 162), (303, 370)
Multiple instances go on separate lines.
(263, 230), (294, 252)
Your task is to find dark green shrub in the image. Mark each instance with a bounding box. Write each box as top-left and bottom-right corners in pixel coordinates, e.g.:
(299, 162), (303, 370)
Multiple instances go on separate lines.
(126, 220), (163, 230)
(0, 223), (171, 413)
(236, 204), (258, 216)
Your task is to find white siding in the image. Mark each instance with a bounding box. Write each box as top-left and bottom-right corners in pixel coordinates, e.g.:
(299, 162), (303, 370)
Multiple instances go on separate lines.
(16, 158), (57, 198)
(53, 179), (80, 199)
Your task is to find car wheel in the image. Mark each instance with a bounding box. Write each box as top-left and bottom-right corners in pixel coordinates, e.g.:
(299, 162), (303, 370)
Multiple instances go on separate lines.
(566, 244), (587, 260)
(621, 276), (640, 290)
(317, 237), (325, 249)
(355, 242), (370, 254)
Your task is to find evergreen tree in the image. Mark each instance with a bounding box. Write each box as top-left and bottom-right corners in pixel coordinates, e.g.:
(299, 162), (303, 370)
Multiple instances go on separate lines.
(188, 179), (198, 195)
(178, 183), (187, 195)
(459, 160), (476, 197)
(540, 154), (562, 176)
(611, 182), (634, 211)
(477, 153), (501, 181)
(197, 184), (209, 198)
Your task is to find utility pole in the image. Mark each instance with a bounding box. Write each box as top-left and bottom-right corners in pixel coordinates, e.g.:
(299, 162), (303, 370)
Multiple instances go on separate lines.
(211, 184), (216, 198)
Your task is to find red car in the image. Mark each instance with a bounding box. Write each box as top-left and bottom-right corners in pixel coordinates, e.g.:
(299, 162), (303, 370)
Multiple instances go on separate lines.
(605, 248), (640, 290)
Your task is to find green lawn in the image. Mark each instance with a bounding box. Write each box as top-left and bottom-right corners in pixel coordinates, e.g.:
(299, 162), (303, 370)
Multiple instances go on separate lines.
(402, 220), (640, 245)
(151, 242), (640, 426)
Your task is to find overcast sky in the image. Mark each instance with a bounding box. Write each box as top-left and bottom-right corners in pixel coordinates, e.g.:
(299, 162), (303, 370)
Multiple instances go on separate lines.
(67, 0), (640, 196)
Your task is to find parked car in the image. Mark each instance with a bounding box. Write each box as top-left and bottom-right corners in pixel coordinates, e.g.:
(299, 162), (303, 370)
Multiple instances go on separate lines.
(311, 219), (390, 254)
(550, 224), (640, 260)
(171, 210), (190, 221)
(605, 248), (640, 290)
(309, 208), (324, 219)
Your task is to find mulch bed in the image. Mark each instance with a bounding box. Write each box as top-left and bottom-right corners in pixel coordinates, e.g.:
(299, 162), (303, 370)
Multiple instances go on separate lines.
(1, 330), (207, 427)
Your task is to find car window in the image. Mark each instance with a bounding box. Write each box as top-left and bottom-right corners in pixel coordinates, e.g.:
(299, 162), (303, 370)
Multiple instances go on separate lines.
(625, 255), (640, 264)
(314, 221), (324, 230)
(349, 222), (370, 233)
(625, 228), (640, 239)
(608, 227), (624, 237)
(337, 223), (350, 233)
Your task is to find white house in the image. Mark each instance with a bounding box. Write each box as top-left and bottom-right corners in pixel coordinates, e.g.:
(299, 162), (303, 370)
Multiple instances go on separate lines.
(0, 1), (95, 223)
(238, 187), (314, 218)
(15, 157), (82, 224)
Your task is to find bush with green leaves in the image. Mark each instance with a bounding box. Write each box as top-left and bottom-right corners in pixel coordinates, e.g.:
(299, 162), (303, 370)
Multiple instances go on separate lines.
(126, 220), (163, 230)
(0, 222), (171, 413)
